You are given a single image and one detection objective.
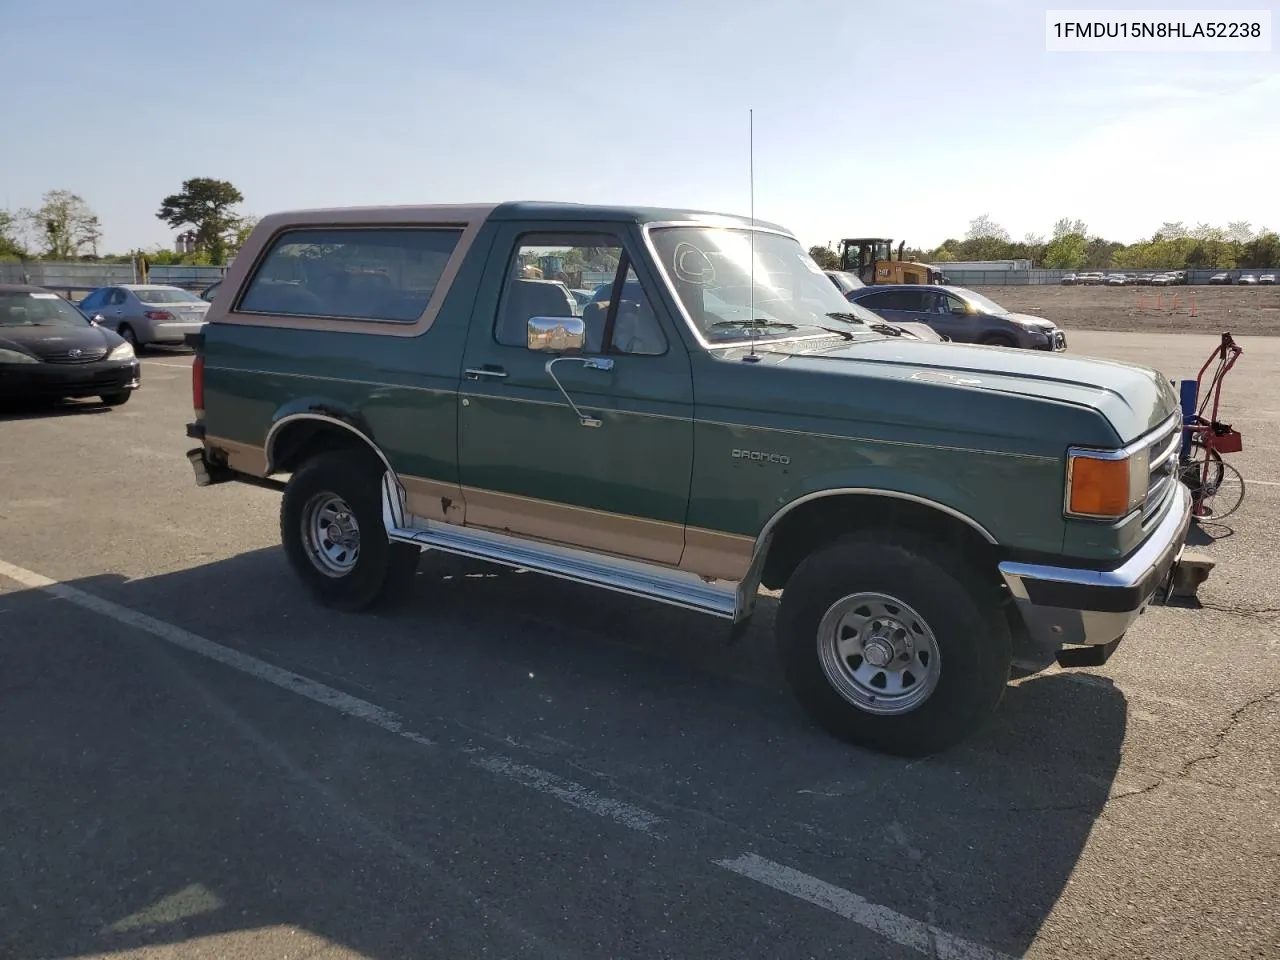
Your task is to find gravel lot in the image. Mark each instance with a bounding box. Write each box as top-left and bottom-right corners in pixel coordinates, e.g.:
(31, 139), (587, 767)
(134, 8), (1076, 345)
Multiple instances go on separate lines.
(973, 284), (1280, 337)
(0, 332), (1276, 960)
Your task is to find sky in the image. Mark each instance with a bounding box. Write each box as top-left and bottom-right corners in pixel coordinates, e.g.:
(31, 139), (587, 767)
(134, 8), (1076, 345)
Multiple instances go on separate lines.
(2, 0), (1276, 254)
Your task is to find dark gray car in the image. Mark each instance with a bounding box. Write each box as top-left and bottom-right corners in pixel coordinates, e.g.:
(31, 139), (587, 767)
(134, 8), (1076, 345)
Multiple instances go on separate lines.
(847, 284), (1067, 351)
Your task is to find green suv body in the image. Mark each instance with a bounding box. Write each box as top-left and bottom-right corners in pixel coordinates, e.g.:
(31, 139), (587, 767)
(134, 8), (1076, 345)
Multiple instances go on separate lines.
(187, 201), (1191, 756)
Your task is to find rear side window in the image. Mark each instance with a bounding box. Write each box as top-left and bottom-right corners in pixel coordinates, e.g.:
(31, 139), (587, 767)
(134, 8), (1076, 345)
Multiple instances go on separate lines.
(238, 227), (464, 322)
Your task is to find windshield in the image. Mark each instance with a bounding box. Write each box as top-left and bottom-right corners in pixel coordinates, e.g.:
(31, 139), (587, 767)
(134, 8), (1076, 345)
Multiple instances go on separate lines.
(137, 287), (203, 304)
(648, 226), (881, 343)
(0, 291), (91, 328)
(954, 288), (1008, 315)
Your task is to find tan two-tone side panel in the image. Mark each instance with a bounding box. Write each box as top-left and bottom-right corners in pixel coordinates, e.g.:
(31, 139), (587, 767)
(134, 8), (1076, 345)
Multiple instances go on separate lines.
(680, 527), (754, 582)
(207, 203), (498, 338)
(459, 486), (688, 567)
(204, 436), (268, 477)
(400, 475), (466, 525)
(455, 485), (754, 579)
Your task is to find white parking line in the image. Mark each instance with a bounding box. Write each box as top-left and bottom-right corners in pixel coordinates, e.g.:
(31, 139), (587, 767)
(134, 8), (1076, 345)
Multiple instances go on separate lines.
(0, 557), (663, 835)
(0, 558), (434, 746)
(0, 557), (1015, 959)
(473, 754), (665, 836)
(715, 853), (1018, 960)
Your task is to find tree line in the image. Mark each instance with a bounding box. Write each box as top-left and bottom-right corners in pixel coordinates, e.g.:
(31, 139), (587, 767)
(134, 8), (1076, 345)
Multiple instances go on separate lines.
(809, 214), (1280, 273)
(6, 192), (1278, 273)
(0, 178), (256, 267)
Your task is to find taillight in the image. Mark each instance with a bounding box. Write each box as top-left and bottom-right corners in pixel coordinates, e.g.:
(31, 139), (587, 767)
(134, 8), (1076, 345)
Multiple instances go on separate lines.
(145, 310), (174, 320)
(192, 354), (205, 414)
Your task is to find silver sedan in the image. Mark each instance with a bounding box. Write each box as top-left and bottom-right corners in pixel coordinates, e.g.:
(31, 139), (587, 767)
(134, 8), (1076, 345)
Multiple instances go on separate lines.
(77, 284), (210, 348)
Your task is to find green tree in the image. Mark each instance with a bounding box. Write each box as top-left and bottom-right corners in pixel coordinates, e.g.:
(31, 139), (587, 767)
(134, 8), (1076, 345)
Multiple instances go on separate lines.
(0, 208), (26, 258)
(19, 190), (101, 259)
(228, 214), (260, 257)
(1052, 218), (1088, 240)
(1042, 232), (1088, 269)
(1239, 231), (1280, 268)
(807, 244), (840, 270)
(156, 177), (245, 264)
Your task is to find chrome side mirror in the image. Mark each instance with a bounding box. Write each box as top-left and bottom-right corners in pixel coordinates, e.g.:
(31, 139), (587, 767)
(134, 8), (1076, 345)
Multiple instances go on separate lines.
(527, 315), (585, 353)
(91, 314), (105, 325)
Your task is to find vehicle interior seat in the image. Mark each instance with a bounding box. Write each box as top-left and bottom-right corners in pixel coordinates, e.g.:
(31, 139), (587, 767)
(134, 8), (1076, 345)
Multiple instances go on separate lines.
(499, 278), (575, 345)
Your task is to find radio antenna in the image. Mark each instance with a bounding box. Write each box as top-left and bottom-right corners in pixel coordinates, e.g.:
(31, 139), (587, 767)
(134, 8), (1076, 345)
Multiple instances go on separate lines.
(748, 108), (757, 360)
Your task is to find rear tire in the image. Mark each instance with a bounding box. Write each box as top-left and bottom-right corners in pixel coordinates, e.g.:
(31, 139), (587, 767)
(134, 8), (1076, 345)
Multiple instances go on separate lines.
(119, 325), (140, 350)
(99, 391), (131, 406)
(776, 531), (1011, 757)
(280, 451), (421, 612)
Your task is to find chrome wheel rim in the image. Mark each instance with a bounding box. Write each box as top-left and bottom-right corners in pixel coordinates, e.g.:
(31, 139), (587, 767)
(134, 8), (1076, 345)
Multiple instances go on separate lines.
(817, 592), (941, 716)
(302, 493), (361, 577)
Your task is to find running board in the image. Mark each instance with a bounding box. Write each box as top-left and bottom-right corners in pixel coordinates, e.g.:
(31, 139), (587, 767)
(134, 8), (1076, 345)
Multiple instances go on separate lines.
(380, 473), (737, 619)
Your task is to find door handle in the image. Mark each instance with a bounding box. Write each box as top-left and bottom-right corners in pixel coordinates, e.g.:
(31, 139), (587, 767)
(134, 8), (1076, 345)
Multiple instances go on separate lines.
(464, 365), (508, 380)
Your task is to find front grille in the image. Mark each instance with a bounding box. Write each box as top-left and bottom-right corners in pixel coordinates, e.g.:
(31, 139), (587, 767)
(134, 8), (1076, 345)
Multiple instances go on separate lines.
(43, 347), (109, 364)
(1141, 417), (1182, 524)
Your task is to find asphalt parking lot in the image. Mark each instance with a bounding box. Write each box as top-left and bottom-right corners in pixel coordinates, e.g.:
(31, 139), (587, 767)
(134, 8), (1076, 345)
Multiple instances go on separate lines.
(1, 331), (1277, 960)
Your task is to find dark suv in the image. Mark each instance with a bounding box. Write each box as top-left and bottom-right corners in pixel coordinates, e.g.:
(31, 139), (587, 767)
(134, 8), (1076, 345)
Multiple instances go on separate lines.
(847, 284), (1067, 351)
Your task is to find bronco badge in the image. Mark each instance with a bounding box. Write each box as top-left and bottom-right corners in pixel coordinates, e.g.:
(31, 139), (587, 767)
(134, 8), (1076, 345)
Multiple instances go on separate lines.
(732, 449), (791, 465)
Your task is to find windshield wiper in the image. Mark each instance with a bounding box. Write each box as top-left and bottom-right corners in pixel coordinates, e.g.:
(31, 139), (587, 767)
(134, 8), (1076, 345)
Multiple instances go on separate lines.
(709, 319), (799, 331)
(824, 312), (868, 325)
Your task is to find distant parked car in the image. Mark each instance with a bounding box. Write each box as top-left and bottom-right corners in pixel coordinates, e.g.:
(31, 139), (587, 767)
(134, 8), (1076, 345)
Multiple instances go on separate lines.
(0, 283), (141, 406)
(846, 283), (1066, 350)
(1060, 273), (1078, 285)
(1077, 272), (1105, 285)
(1207, 272), (1232, 285)
(1105, 274), (1127, 286)
(1236, 274), (1258, 285)
(1259, 274), (1276, 284)
(1150, 274), (1173, 286)
(77, 283), (211, 349)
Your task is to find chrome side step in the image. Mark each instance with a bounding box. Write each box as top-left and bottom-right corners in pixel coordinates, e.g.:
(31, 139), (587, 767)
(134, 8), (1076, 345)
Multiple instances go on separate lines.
(380, 473), (737, 619)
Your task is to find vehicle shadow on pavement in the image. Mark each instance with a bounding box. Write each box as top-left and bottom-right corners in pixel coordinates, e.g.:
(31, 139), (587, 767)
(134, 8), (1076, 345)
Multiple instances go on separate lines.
(0, 547), (1129, 960)
(0, 399), (118, 420)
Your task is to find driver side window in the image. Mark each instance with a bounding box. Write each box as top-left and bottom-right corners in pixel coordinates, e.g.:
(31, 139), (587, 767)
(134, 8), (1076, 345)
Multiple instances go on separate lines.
(495, 232), (667, 356)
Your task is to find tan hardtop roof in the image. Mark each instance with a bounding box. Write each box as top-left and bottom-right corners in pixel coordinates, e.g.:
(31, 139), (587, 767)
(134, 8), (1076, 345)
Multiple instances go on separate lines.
(254, 203), (499, 229)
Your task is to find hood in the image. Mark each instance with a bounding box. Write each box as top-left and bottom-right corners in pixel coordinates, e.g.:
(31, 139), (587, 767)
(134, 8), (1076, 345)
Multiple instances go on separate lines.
(1005, 312), (1055, 330)
(0, 321), (124, 360)
(764, 337), (1178, 443)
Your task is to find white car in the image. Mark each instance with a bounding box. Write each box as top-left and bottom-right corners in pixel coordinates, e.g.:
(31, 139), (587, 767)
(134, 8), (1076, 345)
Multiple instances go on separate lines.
(1237, 274), (1258, 285)
(1259, 274), (1276, 284)
(77, 284), (210, 348)
(1105, 274), (1127, 286)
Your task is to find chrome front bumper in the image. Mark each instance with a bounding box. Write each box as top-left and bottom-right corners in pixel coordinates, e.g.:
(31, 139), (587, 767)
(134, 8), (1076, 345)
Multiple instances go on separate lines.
(999, 482), (1191, 662)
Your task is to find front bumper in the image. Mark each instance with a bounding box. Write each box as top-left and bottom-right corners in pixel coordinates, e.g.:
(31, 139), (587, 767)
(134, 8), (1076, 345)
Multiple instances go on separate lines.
(1032, 329), (1067, 351)
(999, 482), (1191, 666)
(0, 359), (141, 399)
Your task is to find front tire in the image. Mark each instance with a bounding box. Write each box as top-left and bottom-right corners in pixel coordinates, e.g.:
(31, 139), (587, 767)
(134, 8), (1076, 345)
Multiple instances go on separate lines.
(776, 532), (1011, 757)
(280, 452), (421, 612)
(979, 334), (1017, 348)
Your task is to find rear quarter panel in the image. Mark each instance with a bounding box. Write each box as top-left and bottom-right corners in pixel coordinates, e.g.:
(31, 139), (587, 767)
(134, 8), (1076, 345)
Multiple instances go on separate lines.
(200, 216), (500, 487)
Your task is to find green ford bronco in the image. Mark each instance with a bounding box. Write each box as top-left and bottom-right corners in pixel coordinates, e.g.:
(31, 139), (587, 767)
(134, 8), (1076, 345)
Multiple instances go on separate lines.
(186, 202), (1191, 756)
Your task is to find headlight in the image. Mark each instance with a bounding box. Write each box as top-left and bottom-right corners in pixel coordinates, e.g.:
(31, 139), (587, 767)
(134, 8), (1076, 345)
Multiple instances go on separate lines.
(108, 342), (135, 361)
(0, 348), (38, 364)
(1065, 446), (1150, 520)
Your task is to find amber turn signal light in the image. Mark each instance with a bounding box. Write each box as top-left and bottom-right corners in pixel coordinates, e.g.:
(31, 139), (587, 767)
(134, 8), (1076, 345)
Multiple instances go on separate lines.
(1067, 454), (1132, 518)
